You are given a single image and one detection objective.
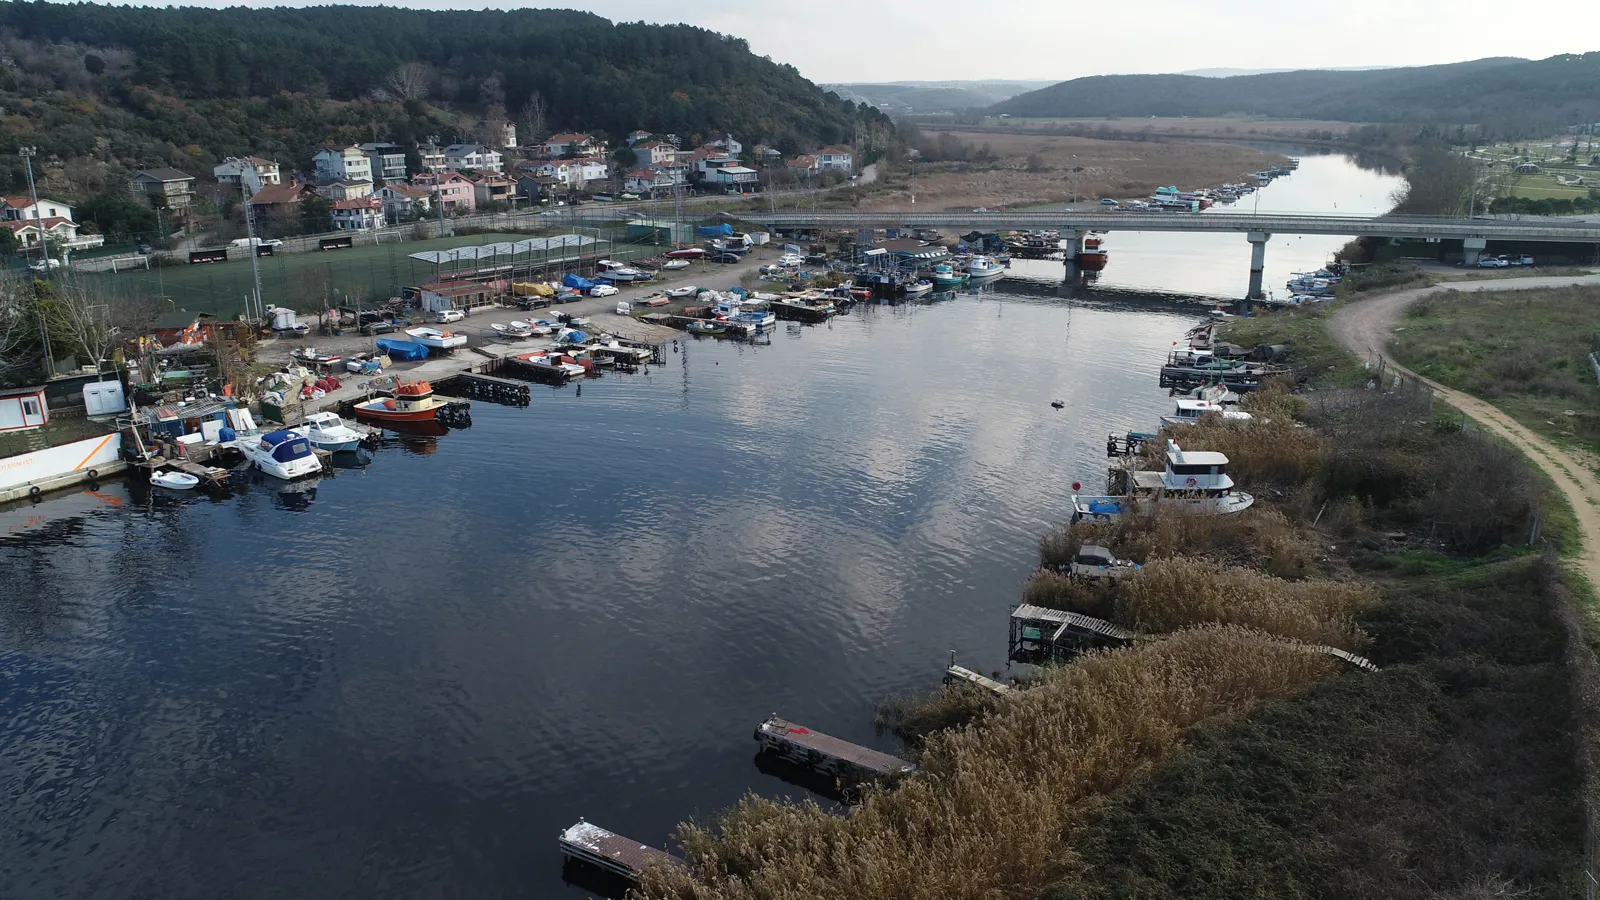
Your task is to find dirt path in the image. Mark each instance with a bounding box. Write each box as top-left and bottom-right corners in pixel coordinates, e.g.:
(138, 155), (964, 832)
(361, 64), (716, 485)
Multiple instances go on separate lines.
(1329, 272), (1600, 587)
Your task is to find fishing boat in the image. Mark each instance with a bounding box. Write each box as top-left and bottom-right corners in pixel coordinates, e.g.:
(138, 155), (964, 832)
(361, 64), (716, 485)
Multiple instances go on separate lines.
(514, 351), (587, 379)
(931, 263), (968, 288)
(149, 470), (200, 490)
(404, 327), (467, 350)
(770, 295), (836, 322)
(239, 429), (323, 480)
(1071, 440), (1254, 522)
(687, 320), (727, 335)
(597, 260), (650, 282)
(1159, 356), (1289, 392)
(352, 380), (449, 423)
(301, 411), (367, 452)
(965, 255), (1006, 280)
(1159, 398), (1254, 428)
(713, 298), (776, 329)
(290, 347), (341, 367)
(491, 320), (536, 339)
(1076, 236), (1109, 271)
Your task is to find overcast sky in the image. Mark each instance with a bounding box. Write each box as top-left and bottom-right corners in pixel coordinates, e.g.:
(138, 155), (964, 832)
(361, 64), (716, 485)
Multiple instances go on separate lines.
(111, 0), (1600, 84)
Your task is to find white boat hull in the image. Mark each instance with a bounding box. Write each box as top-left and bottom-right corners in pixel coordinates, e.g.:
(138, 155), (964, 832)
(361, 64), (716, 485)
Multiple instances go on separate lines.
(1071, 491), (1255, 522)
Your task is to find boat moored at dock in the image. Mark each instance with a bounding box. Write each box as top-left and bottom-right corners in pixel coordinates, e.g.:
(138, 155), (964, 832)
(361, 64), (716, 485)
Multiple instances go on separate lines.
(301, 411), (370, 452)
(1071, 440), (1254, 522)
(352, 380), (452, 424)
(558, 819), (680, 882)
(238, 429), (323, 480)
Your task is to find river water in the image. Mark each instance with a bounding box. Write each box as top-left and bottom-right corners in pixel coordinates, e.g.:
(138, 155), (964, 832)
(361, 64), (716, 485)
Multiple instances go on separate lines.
(0, 151), (1401, 899)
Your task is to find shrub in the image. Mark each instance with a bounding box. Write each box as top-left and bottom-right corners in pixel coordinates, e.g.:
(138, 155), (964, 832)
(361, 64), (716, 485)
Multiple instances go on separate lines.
(640, 628), (1338, 900)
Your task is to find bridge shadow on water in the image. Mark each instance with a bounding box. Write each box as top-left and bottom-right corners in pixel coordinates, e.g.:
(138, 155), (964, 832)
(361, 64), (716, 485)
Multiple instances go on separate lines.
(977, 274), (1244, 314)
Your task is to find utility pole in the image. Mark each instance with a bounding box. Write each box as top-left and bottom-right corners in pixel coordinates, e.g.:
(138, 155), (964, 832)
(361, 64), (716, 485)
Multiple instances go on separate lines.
(429, 135), (448, 239)
(20, 146), (53, 374)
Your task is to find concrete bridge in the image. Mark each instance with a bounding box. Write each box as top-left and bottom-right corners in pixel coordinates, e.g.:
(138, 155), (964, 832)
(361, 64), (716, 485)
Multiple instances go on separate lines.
(744, 210), (1600, 298)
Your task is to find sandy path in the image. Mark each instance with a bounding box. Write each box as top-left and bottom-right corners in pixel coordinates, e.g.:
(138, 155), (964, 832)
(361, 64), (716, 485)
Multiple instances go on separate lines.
(1329, 272), (1600, 586)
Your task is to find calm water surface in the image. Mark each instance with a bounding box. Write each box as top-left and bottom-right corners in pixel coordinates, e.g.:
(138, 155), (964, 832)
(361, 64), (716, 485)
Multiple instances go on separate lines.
(0, 152), (1396, 899)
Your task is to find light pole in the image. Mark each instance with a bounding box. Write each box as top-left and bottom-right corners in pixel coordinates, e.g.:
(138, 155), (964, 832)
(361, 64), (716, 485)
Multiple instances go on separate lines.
(20, 146), (53, 374)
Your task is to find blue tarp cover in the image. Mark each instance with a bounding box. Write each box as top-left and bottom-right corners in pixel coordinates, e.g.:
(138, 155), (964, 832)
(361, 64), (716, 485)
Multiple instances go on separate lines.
(698, 223), (734, 237)
(560, 330), (589, 343)
(563, 273), (594, 290)
(375, 338), (429, 361)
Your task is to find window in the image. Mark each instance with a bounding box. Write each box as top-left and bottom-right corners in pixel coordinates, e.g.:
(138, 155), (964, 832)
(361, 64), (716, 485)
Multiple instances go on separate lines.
(21, 398), (41, 417)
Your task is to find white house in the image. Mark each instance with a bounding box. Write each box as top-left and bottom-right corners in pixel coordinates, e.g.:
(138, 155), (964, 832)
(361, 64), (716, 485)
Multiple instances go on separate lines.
(329, 197), (385, 231)
(708, 133), (743, 156)
(0, 196), (103, 251)
(816, 146), (854, 172)
(443, 144), (504, 174)
(634, 141), (677, 166)
(359, 143), (407, 183)
(314, 146), (372, 184)
(419, 144), (447, 174)
(316, 179), (374, 201)
(624, 168), (673, 194)
(380, 184), (432, 220)
(626, 130), (652, 146)
(501, 123), (517, 149)
(573, 157), (610, 184)
(533, 161), (575, 186)
(541, 132), (598, 157)
(0, 385), (48, 432)
(2, 196), (73, 224)
(213, 156), (281, 188)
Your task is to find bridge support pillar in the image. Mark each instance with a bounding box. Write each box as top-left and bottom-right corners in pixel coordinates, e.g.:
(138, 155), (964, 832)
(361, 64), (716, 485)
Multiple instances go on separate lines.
(1462, 237), (1487, 266)
(1247, 231), (1271, 300)
(1062, 229), (1082, 279)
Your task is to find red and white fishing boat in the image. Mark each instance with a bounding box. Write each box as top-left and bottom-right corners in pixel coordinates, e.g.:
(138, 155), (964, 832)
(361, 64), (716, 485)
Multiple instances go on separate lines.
(665, 247), (708, 259)
(1077, 235), (1109, 271)
(351, 380), (447, 423)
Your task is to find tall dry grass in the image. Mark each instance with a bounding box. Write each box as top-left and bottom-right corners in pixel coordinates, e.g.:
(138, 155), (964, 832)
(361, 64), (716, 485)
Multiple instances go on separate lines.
(1118, 558), (1374, 651)
(1045, 505), (1315, 578)
(876, 684), (1004, 747)
(1149, 380), (1324, 489)
(638, 628), (1338, 900)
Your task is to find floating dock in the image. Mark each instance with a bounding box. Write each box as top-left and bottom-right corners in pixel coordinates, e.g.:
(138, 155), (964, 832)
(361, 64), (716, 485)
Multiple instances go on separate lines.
(754, 715), (916, 784)
(943, 663), (1012, 696)
(558, 819), (679, 882)
(434, 371), (531, 407)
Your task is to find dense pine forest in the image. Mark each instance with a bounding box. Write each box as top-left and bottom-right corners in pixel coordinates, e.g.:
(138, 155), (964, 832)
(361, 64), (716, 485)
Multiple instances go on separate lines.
(992, 54), (1600, 138)
(0, 2), (890, 199)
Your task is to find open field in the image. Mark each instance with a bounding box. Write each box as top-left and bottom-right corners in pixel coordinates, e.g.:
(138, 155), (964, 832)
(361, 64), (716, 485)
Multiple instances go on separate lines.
(978, 115), (1356, 138)
(864, 130), (1285, 211)
(1388, 285), (1600, 458)
(85, 229), (660, 320)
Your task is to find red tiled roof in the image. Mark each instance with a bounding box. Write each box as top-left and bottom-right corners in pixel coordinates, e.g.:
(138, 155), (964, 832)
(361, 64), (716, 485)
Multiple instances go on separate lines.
(248, 182), (315, 205)
(817, 146), (853, 155)
(330, 197), (382, 210)
(627, 168), (657, 178)
(788, 155), (817, 168)
(545, 132), (593, 143)
(1, 217), (72, 232)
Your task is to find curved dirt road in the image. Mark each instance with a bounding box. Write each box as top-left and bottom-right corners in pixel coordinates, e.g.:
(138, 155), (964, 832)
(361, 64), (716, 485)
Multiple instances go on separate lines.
(1329, 273), (1600, 584)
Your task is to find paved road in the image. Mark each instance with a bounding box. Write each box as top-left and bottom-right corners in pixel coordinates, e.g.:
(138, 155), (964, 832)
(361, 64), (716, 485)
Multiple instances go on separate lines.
(1329, 271), (1600, 585)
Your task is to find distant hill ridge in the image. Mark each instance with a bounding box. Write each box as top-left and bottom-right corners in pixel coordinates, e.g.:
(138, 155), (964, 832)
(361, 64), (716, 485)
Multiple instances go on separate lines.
(991, 55), (1600, 133)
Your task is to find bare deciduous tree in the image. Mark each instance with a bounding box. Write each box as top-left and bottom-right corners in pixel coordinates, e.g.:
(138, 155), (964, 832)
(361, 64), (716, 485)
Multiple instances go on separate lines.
(44, 279), (162, 376)
(385, 62), (430, 103)
(0, 272), (41, 381)
(520, 91), (548, 144)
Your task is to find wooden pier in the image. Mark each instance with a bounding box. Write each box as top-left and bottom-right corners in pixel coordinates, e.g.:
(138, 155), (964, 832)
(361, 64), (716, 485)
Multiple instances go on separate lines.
(943, 655), (1012, 696)
(558, 819), (680, 882)
(132, 454), (236, 492)
(1106, 431), (1154, 458)
(754, 715), (916, 784)
(1008, 604), (1139, 664)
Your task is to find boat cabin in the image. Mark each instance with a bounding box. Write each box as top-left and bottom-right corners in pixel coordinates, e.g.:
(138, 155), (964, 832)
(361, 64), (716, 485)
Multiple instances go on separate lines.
(0, 385), (48, 432)
(259, 430), (313, 464)
(1161, 398), (1253, 426)
(1131, 442), (1235, 495)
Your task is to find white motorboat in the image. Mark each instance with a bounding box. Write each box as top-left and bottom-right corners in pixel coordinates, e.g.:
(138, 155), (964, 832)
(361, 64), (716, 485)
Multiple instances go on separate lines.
(491, 320), (536, 339)
(301, 411), (367, 452)
(597, 260), (650, 282)
(515, 351), (586, 379)
(661, 259), (691, 270)
(150, 470), (200, 490)
(666, 285), (700, 298)
(965, 255), (1006, 280)
(902, 279), (934, 296)
(1159, 398), (1254, 428)
(590, 341), (653, 364)
(237, 429), (323, 480)
(405, 327), (468, 350)
(1071, 440), (1254, 522)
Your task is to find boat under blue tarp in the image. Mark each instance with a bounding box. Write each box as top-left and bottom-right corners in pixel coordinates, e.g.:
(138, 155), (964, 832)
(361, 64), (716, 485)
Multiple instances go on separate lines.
(375, 338), (429, 361)
(563, 273), (594, 290)
(698, 223), (734, 237)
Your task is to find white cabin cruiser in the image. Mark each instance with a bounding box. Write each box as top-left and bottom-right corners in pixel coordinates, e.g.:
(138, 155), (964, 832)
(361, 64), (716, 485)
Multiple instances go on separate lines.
(1072, 440), (1254, 522)
(239, 429), (323, 480)
(1159, 398), (1254, 428)
(301, 411), (367, 453)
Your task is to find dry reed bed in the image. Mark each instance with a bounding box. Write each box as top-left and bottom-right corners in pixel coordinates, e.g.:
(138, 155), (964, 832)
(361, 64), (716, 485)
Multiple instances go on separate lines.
(639, 628), (1337, 900)
(1045, 506), (1315, 577)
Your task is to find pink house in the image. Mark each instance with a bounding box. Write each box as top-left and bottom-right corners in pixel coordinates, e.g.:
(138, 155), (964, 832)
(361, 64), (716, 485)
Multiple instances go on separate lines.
(414, 172), (476, 214)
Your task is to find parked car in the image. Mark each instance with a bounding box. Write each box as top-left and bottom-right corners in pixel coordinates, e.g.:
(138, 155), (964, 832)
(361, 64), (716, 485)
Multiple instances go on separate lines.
(778, 253), (803, 267)
(619, 192), (640, 201)
(360, 321), (397, 336)
(1511, 254), (1535, 266)
(1476, 256), (1509, 268)
(433, 308), (466, 323)
(27, 258), (61, 272)
(1100, 198), (1119, 206)
(590, 284), (619, 297)
(136, 241), (153, 255)
(710, 253), (742, 264)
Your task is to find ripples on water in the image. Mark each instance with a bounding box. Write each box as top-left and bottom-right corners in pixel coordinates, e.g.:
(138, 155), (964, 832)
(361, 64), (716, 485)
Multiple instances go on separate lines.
(0, 155), (1402, 898)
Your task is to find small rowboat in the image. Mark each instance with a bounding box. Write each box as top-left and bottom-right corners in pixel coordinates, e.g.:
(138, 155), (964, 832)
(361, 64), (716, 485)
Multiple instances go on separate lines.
(150, 470), (200, 490)
(686, 320), (726, 335)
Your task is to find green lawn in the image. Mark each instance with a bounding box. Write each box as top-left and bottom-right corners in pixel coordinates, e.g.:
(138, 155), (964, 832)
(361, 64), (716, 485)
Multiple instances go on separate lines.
(88, 229), (662, 320)
(1388, 285), (1600, 457)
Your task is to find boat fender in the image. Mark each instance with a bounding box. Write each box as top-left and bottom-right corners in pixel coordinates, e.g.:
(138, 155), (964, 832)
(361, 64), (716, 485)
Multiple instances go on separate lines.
(1185, 477), (1199, 488)
(28, 485), (42, 498)
(86, 469), (98, 480)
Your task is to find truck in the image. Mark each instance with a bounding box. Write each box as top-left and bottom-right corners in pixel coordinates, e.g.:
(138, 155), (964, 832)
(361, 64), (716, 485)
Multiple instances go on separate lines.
(229, 237), (284, 250)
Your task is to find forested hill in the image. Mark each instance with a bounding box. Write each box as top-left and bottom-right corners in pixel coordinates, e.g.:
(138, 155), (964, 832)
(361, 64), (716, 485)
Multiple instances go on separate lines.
(0, 2), (890, 196)
(991, 54), (1600, 135)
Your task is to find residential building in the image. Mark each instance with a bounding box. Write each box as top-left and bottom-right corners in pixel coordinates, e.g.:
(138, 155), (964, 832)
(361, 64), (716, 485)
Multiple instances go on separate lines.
(359, 143), (408, 183)
(128, 168), (196, 211)
(542, 132), (597, 157)
(787, 155), (819, 175)
(213, 156), (282, 188)
(501, 123), (518, 149)
(516, 174), (562, 202)
(329, 196), (385, 231)
(247, 181), (317, 213)
(414, 172), (475, 214)
(626, 130), (652, 146)
(443, 143), (504, 174)
(816, 146), (854, 172)
(695, 155), (739, 179)
(708, 133), (743, 156)
(624, 168), (674, 195)
(316, 179), (374, 201)
(466, 173), (516, 207)
(0, 216), (100, 253)
(0, 385), (48, 432)
(532, 161), (575, 186)
(573, 157), (610, 184)
(697, 157), (758, 191)
(313, 146), (372, 184)
(1, 196), (73, 224)
(379, 184), (432, 221)
(419, 143), (447, 174)
(634, 141), (677, 166)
